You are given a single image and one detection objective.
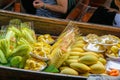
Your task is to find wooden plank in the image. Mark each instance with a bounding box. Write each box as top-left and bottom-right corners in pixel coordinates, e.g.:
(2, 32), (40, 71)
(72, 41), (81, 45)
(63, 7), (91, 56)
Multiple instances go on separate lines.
(0, 10), (120, 36)
(0, 10), (68, 35)
(0, 10), (120, 37)
(72, 21), (120, 37)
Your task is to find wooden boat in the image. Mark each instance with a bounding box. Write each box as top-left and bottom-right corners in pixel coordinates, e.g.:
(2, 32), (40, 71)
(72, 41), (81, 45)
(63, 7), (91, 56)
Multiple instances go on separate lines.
(0, 10), (120, 80)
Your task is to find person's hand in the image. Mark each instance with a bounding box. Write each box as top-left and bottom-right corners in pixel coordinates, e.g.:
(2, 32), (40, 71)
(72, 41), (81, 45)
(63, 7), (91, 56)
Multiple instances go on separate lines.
(33, 0), (44, 9)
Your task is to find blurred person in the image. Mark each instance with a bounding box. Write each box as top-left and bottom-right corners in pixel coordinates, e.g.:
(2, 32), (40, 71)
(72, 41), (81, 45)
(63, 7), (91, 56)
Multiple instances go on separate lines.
(21, 0), (36, 14)
(33, 0), (77, 18)
(88, 0), (120, 27)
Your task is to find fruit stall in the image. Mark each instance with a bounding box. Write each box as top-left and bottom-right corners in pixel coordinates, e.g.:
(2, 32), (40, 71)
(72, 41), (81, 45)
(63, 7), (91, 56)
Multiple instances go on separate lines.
(0, 10), (120, 80)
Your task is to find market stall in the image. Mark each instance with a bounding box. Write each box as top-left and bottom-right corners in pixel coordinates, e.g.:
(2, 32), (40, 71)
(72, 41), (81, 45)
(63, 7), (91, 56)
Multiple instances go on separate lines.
(0, 10), (120, 80)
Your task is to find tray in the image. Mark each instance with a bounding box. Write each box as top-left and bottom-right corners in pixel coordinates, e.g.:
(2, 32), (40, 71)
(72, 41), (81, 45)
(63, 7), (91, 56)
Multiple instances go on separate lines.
(0, 10), (120, 80)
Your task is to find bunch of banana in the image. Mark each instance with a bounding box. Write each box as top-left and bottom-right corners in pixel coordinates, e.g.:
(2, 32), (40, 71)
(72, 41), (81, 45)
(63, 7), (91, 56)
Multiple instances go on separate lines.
(59, 36), (107, 76)
(63, 36), (86, 66)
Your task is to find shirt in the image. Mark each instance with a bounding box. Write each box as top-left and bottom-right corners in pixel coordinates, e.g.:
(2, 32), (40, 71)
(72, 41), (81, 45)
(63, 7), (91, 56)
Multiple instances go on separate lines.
(113, 13), (120, 27)
(36, 0), (63, 18)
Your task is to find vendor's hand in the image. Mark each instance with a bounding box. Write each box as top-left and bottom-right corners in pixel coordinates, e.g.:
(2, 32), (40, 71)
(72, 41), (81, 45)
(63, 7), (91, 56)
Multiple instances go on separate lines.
(33, 0), (44, 9)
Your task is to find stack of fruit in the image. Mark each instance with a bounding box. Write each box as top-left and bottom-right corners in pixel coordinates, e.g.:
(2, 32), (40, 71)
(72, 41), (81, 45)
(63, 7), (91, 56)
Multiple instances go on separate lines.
(59, 36), (106, 76)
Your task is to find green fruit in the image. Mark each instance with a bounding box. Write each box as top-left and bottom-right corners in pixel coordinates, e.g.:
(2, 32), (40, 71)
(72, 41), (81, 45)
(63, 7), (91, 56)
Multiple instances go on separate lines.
(79, 55), (98, 65)
(90, 61), (105, 74)
(60, 67), (79, 75)
(10, 56), (22, 67)
(98, 57), (106, 65)
(68, 56), (79, 59)
(65, 59), (78, 65)
(70, 63), (90, 73)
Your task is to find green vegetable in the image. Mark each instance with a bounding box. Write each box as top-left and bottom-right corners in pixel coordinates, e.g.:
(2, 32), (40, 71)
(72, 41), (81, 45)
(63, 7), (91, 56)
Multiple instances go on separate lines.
(10, 56), (22, 67)
(18, 54), (30, 69)
(0, 49), (7, 63)
(0, 39), (11, 58)
(43, 64), (59, 73)
(12, 44), (30, 57)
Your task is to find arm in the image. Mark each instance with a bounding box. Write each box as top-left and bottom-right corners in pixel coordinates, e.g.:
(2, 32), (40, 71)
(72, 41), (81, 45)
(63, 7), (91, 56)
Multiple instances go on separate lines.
(33, 0), (68, 14)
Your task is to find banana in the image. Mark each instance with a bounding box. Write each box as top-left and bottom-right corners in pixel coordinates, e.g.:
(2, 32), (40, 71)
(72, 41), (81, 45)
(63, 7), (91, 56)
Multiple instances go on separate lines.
(83, 52), (99, 58)
(70, 47), (85, 53)
(60, 67), (79, 75)
(69, 52), (84, 57)
(59, 66), (70, 71)
(68, 56), (79, 59)
(70, 63), (90, 73)
(65, 59), (78, 65)
(72, 43), (85, 48)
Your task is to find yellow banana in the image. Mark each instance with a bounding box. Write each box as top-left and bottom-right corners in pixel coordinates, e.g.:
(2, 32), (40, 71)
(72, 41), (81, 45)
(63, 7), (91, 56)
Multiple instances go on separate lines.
(69, 52), (84, 57)
(70, 47), (85, 53)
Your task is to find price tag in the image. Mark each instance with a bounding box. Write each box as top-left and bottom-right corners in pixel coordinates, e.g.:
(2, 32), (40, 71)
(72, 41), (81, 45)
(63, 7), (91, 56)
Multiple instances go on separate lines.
(87, 74), (120, 80)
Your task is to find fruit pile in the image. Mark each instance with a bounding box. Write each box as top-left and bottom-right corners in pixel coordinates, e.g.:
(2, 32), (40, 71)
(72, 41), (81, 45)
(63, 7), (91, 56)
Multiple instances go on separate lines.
(47, 26), (120, 77)
(0, 19), (120, 77)
(0, 19), (54, 71)
(59, 36), (106, 76)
